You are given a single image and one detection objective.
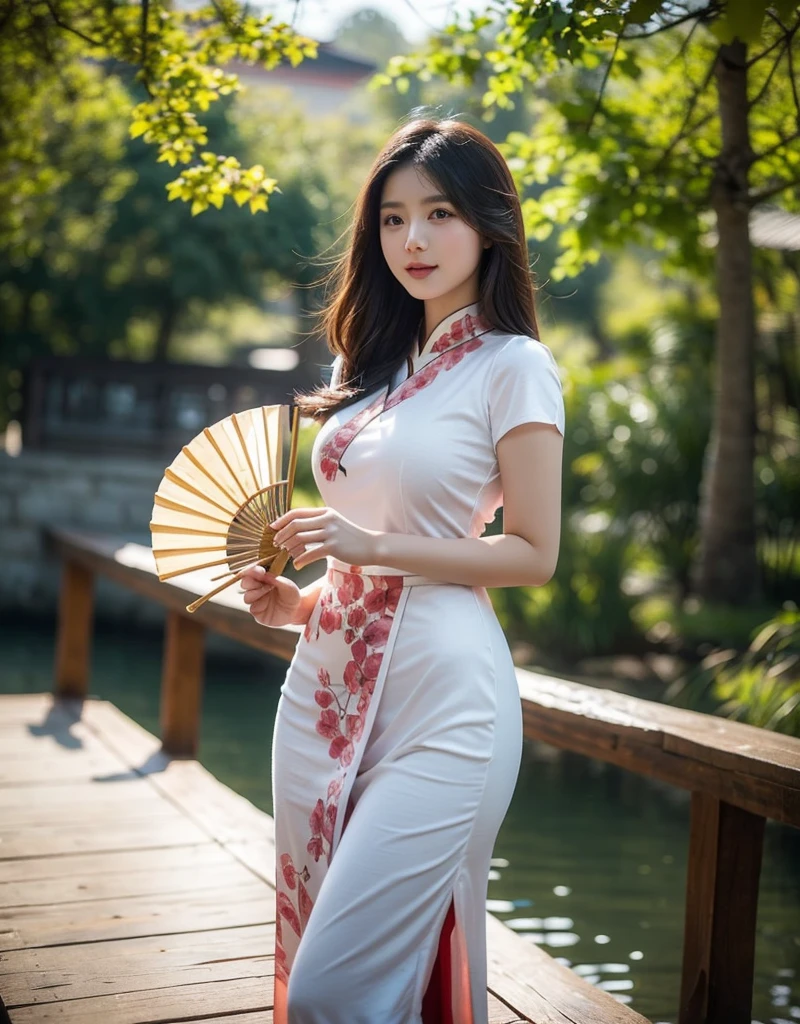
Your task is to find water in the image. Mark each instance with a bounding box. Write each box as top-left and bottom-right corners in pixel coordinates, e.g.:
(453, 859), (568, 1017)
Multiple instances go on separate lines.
(2, 616), (798, 1021)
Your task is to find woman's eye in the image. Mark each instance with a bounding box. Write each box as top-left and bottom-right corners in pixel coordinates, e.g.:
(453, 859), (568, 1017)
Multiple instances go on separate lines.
(431, 208), (453, 220)
(383, 215), (402, 226)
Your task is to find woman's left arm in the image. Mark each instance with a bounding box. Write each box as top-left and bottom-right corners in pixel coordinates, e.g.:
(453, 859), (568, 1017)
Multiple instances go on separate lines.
(271, 420), (563, 588)
(375, 420), (563, 587)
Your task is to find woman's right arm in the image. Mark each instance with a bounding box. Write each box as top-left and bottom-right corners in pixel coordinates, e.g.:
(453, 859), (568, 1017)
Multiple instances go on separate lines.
(239, 566), (326, 628)
(290, 574), (326, 626)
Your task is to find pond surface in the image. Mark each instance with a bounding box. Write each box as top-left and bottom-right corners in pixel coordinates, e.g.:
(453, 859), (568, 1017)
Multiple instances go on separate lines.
(2, 616), (798, 1022)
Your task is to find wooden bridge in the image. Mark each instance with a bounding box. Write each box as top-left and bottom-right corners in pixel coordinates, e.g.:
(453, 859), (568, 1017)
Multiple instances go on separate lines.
(1, 526), (798, 1024)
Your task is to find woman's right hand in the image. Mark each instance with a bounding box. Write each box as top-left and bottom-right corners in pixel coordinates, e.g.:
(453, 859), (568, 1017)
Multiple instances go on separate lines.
(239, 565), (302, 627)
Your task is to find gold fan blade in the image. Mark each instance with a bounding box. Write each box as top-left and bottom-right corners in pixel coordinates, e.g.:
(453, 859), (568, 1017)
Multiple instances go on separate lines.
(185, 548), (293, 614)
(150, 403), (300, 611)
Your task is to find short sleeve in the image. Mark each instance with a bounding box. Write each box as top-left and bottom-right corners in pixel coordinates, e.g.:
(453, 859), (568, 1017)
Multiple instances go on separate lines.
(487, 336), (565, 447)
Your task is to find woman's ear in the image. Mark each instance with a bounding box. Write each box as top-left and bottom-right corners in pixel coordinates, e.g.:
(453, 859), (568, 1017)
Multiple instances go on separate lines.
(482, 239), (493, 249)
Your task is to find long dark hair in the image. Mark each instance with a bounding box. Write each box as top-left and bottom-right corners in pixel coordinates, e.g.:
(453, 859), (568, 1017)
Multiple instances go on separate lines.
(294, 116), (540, 421)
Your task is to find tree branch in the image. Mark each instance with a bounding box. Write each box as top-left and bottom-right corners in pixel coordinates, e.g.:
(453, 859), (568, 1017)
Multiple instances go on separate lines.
(751, 131), (800, 168)
(765, 9), (790, 34)
(44, 0), (106, 49)
(748, 36), (790, 110)
(140, 0), (149, 67)
(584, 21), (625, 133)
(749, 176), (800, 206)
(666, 12), (702, 68)
(787, 26), (800, 124)
(650, 51), (718, 174)
(622, 4), (719, 40)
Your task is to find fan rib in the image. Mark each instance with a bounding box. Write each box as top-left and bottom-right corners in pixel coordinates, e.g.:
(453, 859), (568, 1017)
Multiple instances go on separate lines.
(150, 524), (228, 538)
(165, 468), (235, 520)
(156, 544), (260, 559)
(158, 554), (244, 581)
(151, 523), (263, 546)
(153, 494), (232, 528)
(183, 447), (242, 510)
(261, 407), (275, 487)
(286, 406), (300, 505)
(204, 428), (252, 503)
(151, 403), (298, 612)
(231, 413), (261, 496)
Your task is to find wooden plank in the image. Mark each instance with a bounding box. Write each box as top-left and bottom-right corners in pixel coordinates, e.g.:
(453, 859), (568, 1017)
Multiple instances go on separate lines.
(521, 687), (800, 829)
(0, 694), (80, 727)
(0, 815), (210, 861)
(160, 611), (206, 757)
(6, 974), (274, 1023)
(0, 856), (255, 910)
(518, 668), (800, 791)
(227, 839), (276, 888)
(0, 924), (275, 1005)
(0, 781), (176, 828)
(54, 560), (94, 699)
(3, 945), (522, 1024)
(488, 995), (528, 1024)
(0, 749), (127, 787)
(0, 697), (568, 1024)
(45, 527), (300, 661)
(485, 912), (649, 1024)
(0, 843), (226, 885)
(678, 793), (765, 1024)
(81, 701), (276, 847)
(193, 1016), (272, 1023)
(0, 881), (272, 950)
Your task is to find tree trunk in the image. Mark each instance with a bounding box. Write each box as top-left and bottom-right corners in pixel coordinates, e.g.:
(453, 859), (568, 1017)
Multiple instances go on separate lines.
(691, 40), (761, 604)
(154, 301), (178, 362)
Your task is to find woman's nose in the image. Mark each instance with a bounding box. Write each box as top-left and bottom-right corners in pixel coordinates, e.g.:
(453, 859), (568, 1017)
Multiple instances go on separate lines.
(404, 222), (428, 252)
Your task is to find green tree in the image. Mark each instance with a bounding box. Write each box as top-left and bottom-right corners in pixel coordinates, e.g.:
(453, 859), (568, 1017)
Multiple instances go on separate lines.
(1, 0), (317, 262)
(0, 86), (318, 367)
(334, 7), (409, 67)
(382, 0), (800, 605)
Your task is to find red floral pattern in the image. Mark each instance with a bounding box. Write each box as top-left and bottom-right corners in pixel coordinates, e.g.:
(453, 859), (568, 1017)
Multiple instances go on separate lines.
(275, 566), (406, 985)
(318, 310), (492, 482)
(275, 852), (313, 985)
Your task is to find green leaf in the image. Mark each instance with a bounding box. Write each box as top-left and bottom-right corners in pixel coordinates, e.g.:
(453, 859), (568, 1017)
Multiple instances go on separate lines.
(773, 0), (799, 19)
(709, 15), (737, 44)
(726, 0), (768, 43)
(627, 0), (663, 24)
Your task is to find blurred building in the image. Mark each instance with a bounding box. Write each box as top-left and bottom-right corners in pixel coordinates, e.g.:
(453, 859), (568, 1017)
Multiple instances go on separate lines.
(229, 43), (376, 118)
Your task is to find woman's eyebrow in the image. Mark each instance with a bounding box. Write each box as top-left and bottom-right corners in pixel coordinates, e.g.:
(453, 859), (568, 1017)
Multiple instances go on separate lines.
(380, 193), (450, 210)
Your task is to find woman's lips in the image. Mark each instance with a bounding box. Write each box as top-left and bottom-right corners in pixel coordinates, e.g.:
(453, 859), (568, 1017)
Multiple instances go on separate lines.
(406, 265), (437, 279)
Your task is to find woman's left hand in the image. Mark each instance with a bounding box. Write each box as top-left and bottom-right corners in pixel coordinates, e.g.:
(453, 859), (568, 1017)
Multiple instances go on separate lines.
(270, 507), (379, 571)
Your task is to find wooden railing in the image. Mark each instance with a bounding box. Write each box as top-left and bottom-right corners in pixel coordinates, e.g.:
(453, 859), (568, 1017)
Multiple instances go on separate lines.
(45, 525), (800, 1024)
(21, 354), (316, 458)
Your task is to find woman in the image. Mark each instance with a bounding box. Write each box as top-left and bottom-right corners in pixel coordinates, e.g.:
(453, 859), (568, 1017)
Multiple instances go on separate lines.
(240, 116), (565, 1024)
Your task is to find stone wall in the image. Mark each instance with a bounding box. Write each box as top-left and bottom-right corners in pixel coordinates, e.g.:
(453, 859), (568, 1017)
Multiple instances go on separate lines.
(1, 448), (162, 611)
(0, 450), (271, 661)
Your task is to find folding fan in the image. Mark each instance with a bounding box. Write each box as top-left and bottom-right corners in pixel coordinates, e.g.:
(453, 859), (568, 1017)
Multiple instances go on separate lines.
(150, 404), (300, 613)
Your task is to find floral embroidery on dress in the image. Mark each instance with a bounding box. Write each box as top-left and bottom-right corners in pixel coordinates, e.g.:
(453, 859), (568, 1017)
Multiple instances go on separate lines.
(318, 393), (384, 482)
(275, 567), (405, 983)
(275, 852), (313, 984)
(317, 309), (492, 482)
(312, 570), (401, 773)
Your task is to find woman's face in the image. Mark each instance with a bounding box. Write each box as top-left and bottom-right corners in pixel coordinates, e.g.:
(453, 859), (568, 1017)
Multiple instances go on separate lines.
(379, 164), (485, 306)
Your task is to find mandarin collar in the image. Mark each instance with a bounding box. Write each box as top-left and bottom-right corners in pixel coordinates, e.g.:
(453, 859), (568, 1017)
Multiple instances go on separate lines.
(416, 301), (490, 360)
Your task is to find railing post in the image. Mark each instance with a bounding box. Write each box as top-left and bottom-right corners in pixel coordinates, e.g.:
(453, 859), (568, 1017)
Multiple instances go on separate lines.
(679, 790), (765, 1024)
(54, 560), (94, 699)
(160, 610), (206, 757)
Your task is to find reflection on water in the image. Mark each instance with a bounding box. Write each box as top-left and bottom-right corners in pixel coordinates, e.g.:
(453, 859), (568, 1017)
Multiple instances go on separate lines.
(490, 743), (800, 1020)
(2, 617), (798, 1022)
